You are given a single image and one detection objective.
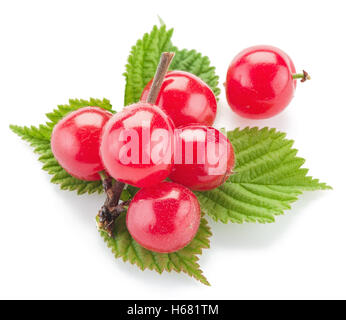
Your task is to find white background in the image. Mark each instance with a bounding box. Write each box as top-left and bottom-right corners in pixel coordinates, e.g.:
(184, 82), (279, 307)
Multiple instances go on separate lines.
(0, 0), (345, 300)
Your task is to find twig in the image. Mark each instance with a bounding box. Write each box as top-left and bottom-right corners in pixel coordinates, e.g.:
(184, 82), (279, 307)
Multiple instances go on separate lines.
(146, 52), (175, 104)
(97, 52), (175, 237)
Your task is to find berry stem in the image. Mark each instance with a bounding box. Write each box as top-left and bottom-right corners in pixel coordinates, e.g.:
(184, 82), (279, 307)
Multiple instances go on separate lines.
(97, 171), (127, 237)
(97, 52), (175, 237)
(292, 70), (311, 82)
(146, 52), (175, 104)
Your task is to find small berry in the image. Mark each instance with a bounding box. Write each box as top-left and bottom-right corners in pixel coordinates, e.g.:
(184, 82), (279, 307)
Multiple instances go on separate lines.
(170, 125), (235, 191)
(100, 103), (175, 188)
(126, 182), (201, 253)
(51, 107), (112, 181)
(225, 45), (307, 119)
(141, 70), (217, 127)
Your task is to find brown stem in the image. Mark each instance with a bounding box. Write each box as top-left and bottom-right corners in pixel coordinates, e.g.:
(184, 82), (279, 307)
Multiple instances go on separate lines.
(97, 52), (175, 237)
(146, 52), (175, 104)
(292, 70), (311, 82)
(108, 180), (125, 209)
(97, 172), (127, 237)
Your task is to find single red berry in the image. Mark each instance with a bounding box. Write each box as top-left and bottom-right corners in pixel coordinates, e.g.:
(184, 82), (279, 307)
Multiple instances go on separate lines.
(126, 182), (201, 253)
(141, 70), (217, 127)
(51, 107), (112, 181)
(225, 45), (308, 119)
(100, 103), (175, 188)
(169, 124), (235, 191)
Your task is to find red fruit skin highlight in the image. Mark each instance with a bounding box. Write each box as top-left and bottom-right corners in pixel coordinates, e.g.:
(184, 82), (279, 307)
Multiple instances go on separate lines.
(100, 103), (175, 188)
(141, 70), (217, 127)
(225, 45), (297, 119)
(169, 124), (235, 191)
(126, 182), (201, 253)
(51, 107), (112, 181)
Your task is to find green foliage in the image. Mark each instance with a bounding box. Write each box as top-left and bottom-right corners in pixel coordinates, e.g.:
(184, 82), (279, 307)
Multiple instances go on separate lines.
(124, 25), (174, 106)
(99, 213), (212, 286)
(196, 127), (331, 223)
(123, 25), (220, 106)
(170, 49), (220, 97)
(10, 98), (113, 195)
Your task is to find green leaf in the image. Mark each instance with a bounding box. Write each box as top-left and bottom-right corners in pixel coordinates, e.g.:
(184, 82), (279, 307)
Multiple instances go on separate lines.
(196, 127), (331, 224)
(124, 25), (174, 106)
(123, 25), (220, 106)
(99, 213), (212, 286)
(170, 49), (220, 98)
(10, 98), (113, 195)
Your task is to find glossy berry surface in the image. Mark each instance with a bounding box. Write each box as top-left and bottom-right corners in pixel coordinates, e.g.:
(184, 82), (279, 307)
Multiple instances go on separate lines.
(100, 103), (175, 188)
(141, 70), (217, 127)
(51, 107), (112, 181)
(126, 182), (201, 253)
(169, 125), (235, 191)
(225, 45), (297, 119)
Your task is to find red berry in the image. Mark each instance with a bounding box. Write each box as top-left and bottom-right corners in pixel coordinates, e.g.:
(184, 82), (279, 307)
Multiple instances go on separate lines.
(100, 103), (175, 188)
(169, 125), (235, 191)
(51, 107), (112, 181)
(141, 71), (217, 127)
(126, 182), (201, 253)
(225, 45), (297, 119)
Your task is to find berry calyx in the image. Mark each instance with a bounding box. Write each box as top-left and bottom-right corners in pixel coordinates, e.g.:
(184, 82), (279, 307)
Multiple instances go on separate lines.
(126, 182), (201, 253)
(141, 70), (217, 127)
(225, 45), (309, 119)
(51, 107), (112, 181)
(100, 103), (175, 188)
(169, 125), (235, 191)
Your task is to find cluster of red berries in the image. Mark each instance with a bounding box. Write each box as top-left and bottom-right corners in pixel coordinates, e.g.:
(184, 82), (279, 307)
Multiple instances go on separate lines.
(51, 45), (306, 254)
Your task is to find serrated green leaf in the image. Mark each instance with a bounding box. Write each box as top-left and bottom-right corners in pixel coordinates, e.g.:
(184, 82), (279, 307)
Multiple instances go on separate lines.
(99, 213), (212, 286)
(10, 98), (113, 195)
(45, 98), (113, 130)
(196, 127), (331, 224)
(124, 25), (174, 106)
(170, 49), (220, 98)
(123, 25), (220, 106)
